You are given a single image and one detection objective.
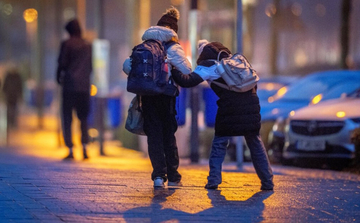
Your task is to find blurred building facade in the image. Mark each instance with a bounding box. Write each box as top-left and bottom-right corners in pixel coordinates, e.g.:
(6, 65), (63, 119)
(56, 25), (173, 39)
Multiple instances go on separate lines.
(0, 0), (360, 89)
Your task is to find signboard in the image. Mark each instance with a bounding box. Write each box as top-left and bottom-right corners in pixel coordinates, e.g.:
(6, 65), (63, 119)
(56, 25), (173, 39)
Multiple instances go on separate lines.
(92, 39), (110, 98)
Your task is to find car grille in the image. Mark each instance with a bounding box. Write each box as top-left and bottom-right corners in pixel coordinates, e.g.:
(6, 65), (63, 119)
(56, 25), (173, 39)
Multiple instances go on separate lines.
(290, 120), (345, 136)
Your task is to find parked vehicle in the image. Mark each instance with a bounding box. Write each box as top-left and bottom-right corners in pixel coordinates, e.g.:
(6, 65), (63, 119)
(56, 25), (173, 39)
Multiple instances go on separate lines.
(257, 76), (299, 104)
(281, 88), (360, 168)
(260, 70), (360, 162)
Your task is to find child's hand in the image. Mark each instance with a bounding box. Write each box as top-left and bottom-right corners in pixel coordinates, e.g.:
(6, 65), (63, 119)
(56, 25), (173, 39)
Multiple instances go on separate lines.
(193, 65), (218, 80)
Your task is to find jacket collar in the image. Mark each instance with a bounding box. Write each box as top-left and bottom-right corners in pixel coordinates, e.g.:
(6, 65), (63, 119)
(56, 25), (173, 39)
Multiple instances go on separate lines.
(142, 26), (178, 42)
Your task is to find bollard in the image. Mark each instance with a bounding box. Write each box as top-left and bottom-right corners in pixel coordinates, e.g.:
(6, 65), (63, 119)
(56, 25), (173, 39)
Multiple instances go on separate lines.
(107, 97), (122, 128)
(202, 87), (218, 127)
(176, 88), (187, 126)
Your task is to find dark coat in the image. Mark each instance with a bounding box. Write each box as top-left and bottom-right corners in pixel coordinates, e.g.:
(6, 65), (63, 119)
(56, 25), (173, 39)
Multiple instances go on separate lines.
(172, 42), (261, 136)
(56, 20), (92, 93)
(2, 70), (23, 105)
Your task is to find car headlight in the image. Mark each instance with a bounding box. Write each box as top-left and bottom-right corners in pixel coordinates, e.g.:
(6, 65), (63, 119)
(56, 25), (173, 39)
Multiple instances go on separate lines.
(272, 117), (286, 133)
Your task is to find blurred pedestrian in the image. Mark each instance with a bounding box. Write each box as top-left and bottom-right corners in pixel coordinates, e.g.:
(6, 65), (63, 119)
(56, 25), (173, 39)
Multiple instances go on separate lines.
(123, 7), (192, 188)
(56, 19), (92, 160)
(2, 68), (23, 128)
(171, 40), (274, 191)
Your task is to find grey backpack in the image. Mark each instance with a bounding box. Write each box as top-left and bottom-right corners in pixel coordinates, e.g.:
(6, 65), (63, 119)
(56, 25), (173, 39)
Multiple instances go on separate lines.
(212, 52), (259, 92)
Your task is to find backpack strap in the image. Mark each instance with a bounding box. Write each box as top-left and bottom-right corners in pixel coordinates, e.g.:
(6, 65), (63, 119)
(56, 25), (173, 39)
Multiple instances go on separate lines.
(163, 40), (180, 88)
(211, 80), (232, 91)
(216, 50), (231, 61)
(163, 40), (178, 51)
(211, 80), (256, 93)
(136, 95), (142, 112)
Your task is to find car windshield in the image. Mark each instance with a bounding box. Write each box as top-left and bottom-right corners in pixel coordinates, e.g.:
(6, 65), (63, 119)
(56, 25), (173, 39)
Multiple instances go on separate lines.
(322, 82), (360, 101)
(275, 74), (356, 101)
(257, 82), (285, 100)
(347, 88), (360, 98)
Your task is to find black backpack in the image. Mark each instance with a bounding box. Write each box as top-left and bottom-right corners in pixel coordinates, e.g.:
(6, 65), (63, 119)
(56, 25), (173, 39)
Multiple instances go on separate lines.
(127, 39), (179, 96)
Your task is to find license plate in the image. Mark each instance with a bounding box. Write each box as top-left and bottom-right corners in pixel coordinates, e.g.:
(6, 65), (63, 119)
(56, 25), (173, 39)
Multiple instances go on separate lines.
(297, 140), (325, 151)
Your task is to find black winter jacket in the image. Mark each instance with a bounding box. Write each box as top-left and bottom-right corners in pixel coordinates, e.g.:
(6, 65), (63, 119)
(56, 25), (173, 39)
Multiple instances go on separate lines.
(172, 42), (261, 136)
(57, 35), (92, 92)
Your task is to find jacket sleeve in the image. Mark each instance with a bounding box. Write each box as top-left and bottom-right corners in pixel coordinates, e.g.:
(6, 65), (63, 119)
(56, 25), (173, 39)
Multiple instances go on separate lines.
(171, 69), (204, 88)
(56, 42), (67, 84)
(122, 57), (131, 75)
(167, 43), (192, 75)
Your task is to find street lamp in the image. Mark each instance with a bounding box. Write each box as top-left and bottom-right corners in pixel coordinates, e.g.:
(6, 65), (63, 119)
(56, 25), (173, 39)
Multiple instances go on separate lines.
(23, 8), (38, 23)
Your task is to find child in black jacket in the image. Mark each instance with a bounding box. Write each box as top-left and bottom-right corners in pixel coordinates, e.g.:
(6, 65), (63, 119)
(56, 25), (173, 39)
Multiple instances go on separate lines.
(172, 40), (274, 190)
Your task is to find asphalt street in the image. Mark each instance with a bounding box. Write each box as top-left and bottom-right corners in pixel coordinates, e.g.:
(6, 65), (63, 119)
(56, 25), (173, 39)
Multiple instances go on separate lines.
(0, 113), (360, 222)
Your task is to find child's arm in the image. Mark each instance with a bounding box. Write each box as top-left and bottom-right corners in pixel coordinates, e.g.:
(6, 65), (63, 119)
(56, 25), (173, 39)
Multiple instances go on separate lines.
(171, 69), (204, 88)
(122, 57), (131, 75)
(167, 44), (192, 75)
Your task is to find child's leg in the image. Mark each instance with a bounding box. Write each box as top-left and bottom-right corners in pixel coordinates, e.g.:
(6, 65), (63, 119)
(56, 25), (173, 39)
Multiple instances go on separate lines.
(207, 135), (231, 186)
(244, 134), (274, 190)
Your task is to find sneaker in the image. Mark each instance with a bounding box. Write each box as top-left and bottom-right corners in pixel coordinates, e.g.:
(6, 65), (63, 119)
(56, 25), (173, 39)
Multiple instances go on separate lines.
(154, 177), (165, 188)
(204, 183), (218, 190)
(260, 186), (274, 191)
(63, 153), (74, 160)
(168, 181), (183, 187)
(261, 182), (274, 191)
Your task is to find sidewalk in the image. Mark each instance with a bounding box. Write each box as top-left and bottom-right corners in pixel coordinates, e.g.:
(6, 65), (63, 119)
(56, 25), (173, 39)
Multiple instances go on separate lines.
(1, 113), (360, 222)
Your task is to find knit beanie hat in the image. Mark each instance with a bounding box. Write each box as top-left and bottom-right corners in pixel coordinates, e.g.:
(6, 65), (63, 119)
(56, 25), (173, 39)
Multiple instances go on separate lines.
(157, 7), (180, 33)
(197, 42), (232, 65)
(197, 39), (210, 56)
(65, 19), (81, 37)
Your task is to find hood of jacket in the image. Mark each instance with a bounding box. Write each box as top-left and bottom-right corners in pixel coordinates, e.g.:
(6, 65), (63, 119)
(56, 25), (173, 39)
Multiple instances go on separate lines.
(142, 26), (178, 42)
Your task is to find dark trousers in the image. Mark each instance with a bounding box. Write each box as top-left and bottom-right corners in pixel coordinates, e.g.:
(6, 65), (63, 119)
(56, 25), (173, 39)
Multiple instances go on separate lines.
(142, 95), (181, 182)
(61, 91), (90, 148)
(6, 101), (18, 128)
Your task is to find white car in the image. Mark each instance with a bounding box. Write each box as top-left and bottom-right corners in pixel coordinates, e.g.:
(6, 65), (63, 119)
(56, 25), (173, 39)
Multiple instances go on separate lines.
(282, 89), (360, 168)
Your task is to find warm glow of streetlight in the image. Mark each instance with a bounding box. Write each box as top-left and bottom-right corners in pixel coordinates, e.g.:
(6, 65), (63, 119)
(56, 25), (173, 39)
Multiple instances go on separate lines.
(170, 0), (184, 6)
(265, 4), (276, 17)
(23, 8), (38, 23)
(90, 84), (98, 96)
(275, 86), (288, 98)
(89, 128), (99, 138)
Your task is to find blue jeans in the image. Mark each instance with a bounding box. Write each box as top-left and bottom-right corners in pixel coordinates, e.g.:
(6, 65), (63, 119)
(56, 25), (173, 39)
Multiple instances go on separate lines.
(207, 134), (274, 189)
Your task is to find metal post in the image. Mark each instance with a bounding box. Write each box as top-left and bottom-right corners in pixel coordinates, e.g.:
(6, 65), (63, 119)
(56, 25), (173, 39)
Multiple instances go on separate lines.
(55, 0), (63, 148)
(237, 0), (243, 54)
(94, 0), (106, 156)
(97, 97), (105, 156)
(189, 0), (199, 163)
(36, 1), (45, 129)
(236, 0), (244, 168)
